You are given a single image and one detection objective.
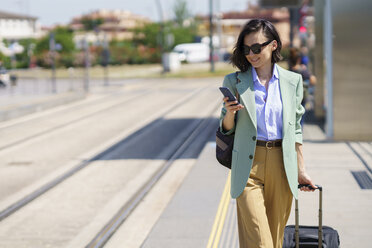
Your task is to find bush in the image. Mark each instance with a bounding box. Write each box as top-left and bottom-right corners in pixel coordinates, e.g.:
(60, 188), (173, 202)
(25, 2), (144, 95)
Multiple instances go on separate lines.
(280, 46), (290, 62)
(0, 52), (12, 69)
(59, 53), (75, 68)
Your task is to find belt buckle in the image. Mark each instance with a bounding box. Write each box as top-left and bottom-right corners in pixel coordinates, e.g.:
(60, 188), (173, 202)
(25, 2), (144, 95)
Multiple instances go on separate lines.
(266, 141), (273, 149)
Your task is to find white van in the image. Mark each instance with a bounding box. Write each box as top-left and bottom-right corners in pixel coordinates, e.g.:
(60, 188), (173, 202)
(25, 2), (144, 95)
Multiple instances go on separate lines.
(172, 43), (210, 63)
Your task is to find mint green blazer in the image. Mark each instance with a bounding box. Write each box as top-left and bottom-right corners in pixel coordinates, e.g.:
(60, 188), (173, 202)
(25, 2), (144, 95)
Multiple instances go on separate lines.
(219, 65), (305, 199)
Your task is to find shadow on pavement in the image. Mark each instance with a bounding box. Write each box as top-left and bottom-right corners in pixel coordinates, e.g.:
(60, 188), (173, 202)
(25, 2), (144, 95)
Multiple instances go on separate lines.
(94, 117), (218, 161)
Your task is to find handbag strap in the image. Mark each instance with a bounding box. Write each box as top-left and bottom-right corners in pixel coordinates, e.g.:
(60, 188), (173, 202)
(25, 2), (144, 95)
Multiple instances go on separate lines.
(235, 71), (240, 102)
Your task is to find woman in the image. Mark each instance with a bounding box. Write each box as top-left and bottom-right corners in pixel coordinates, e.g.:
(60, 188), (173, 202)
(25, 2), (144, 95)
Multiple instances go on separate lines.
(219, 19), (317, 248)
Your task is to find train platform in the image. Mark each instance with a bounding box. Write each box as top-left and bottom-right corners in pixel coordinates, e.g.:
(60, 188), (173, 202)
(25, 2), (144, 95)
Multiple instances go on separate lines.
(138, 123), (372, 248)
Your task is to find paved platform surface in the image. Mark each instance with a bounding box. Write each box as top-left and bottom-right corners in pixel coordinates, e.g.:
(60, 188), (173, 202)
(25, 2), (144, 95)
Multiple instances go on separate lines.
(142, 123), (372, 248)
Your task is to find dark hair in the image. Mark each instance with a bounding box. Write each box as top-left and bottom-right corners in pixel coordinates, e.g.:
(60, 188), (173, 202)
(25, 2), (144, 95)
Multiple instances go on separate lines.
(288, 47), (301, 70)
(230, 19), (283, 72)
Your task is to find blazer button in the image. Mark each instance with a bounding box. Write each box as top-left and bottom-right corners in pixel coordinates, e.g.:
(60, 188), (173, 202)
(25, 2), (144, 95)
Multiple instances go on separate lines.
(249, 155), (253, 159)
(252, 136), (256, 141)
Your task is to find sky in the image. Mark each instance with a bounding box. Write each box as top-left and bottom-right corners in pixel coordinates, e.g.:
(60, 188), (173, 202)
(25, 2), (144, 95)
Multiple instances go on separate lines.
(0, 0), (259, 26)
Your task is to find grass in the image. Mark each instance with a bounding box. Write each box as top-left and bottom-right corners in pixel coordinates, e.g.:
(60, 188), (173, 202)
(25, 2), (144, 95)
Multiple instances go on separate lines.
(11, 62), (235, 79)
(11, 61), (289, 79)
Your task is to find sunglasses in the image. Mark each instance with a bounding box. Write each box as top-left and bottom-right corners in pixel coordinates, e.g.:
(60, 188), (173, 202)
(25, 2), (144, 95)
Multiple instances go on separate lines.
(243, 40), (273, 55)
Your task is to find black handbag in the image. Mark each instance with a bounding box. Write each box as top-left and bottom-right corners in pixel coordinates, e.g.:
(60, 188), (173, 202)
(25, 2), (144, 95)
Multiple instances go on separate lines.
(215, 72), (240, 169)
(215, 127), (234, 169)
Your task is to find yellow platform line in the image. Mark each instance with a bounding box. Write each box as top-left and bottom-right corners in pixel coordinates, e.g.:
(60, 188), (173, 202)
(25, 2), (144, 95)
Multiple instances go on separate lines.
(206, 172), (231, 248)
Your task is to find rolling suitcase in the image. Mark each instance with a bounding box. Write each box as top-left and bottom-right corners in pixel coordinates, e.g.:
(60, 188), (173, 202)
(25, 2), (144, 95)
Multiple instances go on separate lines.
(283, 184), (340, 248)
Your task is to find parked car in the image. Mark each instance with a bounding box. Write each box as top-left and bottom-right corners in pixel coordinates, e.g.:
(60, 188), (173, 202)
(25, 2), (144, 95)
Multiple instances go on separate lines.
(172, 43), (210, 63)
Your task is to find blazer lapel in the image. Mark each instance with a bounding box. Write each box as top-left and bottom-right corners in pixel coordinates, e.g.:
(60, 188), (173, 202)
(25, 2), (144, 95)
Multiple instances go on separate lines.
(236, 67), (257, 130)
(277, 66), (296, 139)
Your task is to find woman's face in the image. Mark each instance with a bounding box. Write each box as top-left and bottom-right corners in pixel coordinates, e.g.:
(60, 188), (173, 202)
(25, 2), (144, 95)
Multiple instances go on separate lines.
(243, 31), (277, 70)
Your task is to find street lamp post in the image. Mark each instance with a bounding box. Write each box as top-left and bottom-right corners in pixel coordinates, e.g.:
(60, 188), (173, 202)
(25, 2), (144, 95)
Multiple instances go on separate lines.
(28, 43), (35, 68)
(84, 37), (90, 92)
(209, 0), (215, 72)
(102, 33), (109, 87)
(155, 0), (165, 74)
(49, 32), (56, 93)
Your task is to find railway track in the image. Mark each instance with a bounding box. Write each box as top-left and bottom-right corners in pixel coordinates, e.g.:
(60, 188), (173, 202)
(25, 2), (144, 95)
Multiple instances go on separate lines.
(0, 83), (214, 223)
(0, 79), (179, 152)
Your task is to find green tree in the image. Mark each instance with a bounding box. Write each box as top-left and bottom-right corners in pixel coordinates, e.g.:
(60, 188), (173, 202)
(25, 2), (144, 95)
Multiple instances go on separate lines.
(34, 26), (75, 68)
(15, 38), (37, 68)
(132, 22), (197, 53)
(173, 0), (191, 27)
(131, 15), (198, 60)
(81, 18), (104, 31)
(170, 25), (197, 45)
(34, 36), (49, 55)
(132, 23), (162, 49)
(0, 52), (11, 69)
(35, 26), (75, 55)
(53, 27), (75, 53)
(127, 0), (198, 62)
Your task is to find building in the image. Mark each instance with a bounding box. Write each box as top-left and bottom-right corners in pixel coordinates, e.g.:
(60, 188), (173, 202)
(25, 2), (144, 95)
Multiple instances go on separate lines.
(0, 10), (42, 40)
(70, 9), (151, 48)
(197, 5), (290, 54)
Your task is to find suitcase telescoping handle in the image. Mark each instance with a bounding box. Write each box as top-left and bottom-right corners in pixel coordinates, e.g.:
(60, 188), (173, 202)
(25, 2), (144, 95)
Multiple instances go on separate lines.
(295, 184), (323, 248)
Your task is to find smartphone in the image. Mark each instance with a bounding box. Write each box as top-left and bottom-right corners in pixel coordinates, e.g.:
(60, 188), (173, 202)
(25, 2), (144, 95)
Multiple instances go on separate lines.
(219, 86), (239, 105)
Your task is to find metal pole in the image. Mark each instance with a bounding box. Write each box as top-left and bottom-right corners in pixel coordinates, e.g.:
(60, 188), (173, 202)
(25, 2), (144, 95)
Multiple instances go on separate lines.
(27, 43), (34, 68)
(209, 0), (215, 72)
(216, 0), (223, 61)
(295, 199), (299, 248)
(324, 0), (333, 139)
(84, 37), (90, 92)
(49, 32), (56, 94)
(155, 0), (165, 73)
(68, 67), (74, 91)
(103, 33), (109, 87)
(318, 188), (323, 248)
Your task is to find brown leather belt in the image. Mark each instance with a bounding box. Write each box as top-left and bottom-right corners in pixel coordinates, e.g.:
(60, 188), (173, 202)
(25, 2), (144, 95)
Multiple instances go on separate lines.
(256, 140), (282, 148)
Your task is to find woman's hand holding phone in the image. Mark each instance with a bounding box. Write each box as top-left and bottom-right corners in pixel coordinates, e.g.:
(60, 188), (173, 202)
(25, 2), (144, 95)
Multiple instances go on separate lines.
(220, 87), (244, 132)
(219, 86), (244, 115)
(223, 97), (244, 114)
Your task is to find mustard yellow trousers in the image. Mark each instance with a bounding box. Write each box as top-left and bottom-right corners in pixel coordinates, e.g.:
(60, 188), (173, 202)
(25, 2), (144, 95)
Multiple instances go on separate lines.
(236, 145), (293, 248)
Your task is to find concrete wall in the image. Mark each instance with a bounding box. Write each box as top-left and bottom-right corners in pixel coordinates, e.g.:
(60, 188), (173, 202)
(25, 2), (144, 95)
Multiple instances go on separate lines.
(332, 0), (372, 140)
(313, 0), (325, 120)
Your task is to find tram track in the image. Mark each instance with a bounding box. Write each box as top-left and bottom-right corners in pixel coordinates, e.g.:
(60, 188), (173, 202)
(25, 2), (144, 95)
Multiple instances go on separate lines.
(0, 91), (152, 152)
(0, 80), (179, 153)
(0, 83), (213, 223)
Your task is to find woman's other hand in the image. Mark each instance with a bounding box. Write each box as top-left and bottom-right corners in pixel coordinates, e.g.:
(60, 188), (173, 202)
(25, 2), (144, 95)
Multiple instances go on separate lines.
(298, 171), (317, 192)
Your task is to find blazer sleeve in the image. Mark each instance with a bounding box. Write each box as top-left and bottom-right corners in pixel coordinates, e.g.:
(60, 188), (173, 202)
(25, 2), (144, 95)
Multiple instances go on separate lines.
(295, 74), (306, 144)
(219, 74), (236, 135)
